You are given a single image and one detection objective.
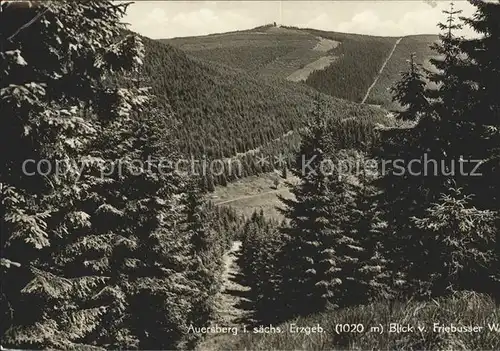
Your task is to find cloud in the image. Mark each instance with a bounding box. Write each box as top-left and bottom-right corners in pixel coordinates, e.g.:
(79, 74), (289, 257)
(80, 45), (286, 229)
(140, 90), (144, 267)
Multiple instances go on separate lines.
(125, 1), (477, 39)
(125, 2), (274, 39)
(171, 8), (219, 28)
(331, 9), (443, 36)
(305, 2), (476, 38)
(147, 8), (168, 23)
(423, 0), (438, 8)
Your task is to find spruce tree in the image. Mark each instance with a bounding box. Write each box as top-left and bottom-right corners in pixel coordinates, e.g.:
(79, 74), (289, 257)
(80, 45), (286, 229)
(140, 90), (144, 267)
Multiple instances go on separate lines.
(0, 2), (149, 348)
(427, 1), (468, 115)
(278, 97), (340, 316)
(240, 210), (283, 324)
(0, 2), (225, 349)
(425, 2), (472, 194)
(411, 187), (497, 297)
(426, 2), (500, 296)
(455, 0), (500, 210)
(391, 53), (430, 121)
(182, 180), (226, 346)
(380, 0), (500, 299)
(352, 156), (392, 303)
(278, 97), (363, 316)
(457, 0), (500, 298)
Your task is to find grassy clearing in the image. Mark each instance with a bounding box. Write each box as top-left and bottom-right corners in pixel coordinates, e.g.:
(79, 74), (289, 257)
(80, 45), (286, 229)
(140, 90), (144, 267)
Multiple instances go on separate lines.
(313, 37), (341, 52)
(212, 292), (499, 350)
(287, 56), (338, 82)
(211, 173), (298, 221)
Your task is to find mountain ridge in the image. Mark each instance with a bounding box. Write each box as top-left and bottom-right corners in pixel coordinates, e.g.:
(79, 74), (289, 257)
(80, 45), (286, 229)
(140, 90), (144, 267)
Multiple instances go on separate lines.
(161, 25), (439, 109)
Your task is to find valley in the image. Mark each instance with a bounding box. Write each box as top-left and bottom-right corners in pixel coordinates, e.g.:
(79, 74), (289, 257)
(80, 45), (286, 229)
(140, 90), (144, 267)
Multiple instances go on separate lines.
(3, 2), (498, 350)
(147, 23), (458, 351)
(142, 31), (390, 191)
(211, 173), (298, 221)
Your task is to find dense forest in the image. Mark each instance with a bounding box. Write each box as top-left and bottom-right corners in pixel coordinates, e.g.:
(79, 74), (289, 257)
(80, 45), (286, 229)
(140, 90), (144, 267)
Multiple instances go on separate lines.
(0, 2), (244, 349)
(304, 30), (397, 102)
(0, 1), (499, 350)
(236, 1), (499, 349)
(140, 36), (390, 188)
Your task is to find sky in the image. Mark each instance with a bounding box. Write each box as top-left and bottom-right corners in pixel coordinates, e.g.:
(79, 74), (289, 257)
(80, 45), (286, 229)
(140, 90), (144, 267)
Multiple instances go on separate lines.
(124, 1), (478, 39)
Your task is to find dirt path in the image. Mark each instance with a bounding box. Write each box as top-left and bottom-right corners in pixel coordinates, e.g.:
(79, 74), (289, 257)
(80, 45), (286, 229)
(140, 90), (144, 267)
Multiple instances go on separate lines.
(214, 241), (253, 326)
(214, 187), (290, 207)
(361, 37), (403, 104)
(196, 241), (253, 350)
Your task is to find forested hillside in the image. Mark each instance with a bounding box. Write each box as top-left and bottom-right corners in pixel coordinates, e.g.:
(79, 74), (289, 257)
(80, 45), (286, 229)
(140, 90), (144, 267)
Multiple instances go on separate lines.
(139, 36), (390, 188)
(365, 34), (439, 109)
(144, 35), (387, 158)
(303, 29), (397, 102)
(164, 26), (436, 105)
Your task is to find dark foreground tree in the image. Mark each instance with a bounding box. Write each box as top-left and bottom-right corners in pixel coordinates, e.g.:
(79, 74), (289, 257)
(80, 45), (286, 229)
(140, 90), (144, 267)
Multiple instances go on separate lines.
(381, 0), (499, 299)
(278, 98), (369, 317)
(391, 53), (430, 121)
(411, 187), (497, 297)
(1, 2), (149, 348)
(0, 2), (227, 349)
